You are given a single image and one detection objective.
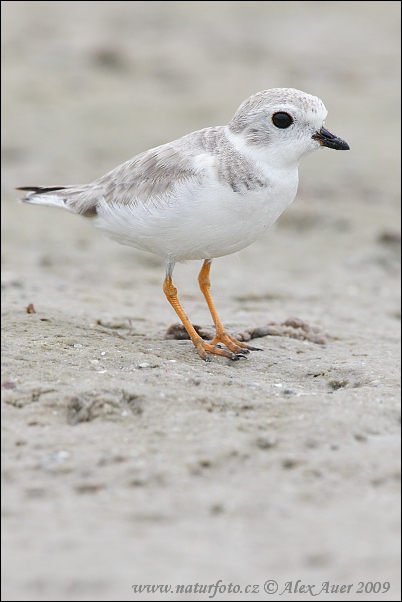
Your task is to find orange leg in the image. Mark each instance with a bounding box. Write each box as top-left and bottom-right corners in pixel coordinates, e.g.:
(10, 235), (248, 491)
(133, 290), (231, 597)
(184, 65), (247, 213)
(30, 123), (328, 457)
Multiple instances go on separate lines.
(163, 272), (242, 361)
(198, 259), (261, 355)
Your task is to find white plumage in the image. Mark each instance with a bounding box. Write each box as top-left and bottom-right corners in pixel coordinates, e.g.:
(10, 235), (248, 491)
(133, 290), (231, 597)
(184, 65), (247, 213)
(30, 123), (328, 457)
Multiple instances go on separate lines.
(19, 88), (349, 361)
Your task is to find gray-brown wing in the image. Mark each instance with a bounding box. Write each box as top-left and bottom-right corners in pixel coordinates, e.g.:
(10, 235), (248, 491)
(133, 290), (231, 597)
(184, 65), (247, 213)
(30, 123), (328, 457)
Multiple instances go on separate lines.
(18, 132), (214, 217)
(68, 134), (213, 216)
(18, 126), (270, 217)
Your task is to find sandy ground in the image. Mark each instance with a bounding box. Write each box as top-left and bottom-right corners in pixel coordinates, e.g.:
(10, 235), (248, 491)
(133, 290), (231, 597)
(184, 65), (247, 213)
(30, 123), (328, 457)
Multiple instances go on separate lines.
(1, 2), (401, 601)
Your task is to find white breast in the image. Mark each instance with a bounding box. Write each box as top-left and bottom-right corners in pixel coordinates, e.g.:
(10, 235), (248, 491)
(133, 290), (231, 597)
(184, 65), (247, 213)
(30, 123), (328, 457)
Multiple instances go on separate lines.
(93, 162), (299, 262)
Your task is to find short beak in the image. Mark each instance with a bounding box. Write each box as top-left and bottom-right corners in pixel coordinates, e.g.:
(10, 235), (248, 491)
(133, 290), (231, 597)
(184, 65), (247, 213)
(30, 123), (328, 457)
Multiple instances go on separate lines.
(312, 127), (350, 150)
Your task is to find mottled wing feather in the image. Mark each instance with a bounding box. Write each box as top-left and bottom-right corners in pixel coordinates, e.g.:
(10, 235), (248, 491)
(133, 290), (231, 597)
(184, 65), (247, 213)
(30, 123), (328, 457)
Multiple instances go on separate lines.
(19, 127), (271, 217)
(68, 137), (211, 215)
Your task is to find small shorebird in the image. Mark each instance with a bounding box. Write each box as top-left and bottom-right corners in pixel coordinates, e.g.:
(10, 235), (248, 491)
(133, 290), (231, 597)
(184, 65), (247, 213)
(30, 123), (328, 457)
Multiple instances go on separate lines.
(19, 88), (349, 361)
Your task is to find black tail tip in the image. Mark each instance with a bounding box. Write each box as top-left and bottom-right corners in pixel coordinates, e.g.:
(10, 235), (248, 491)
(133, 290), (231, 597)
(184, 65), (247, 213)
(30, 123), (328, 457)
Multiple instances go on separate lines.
(16, 186), (66, 193)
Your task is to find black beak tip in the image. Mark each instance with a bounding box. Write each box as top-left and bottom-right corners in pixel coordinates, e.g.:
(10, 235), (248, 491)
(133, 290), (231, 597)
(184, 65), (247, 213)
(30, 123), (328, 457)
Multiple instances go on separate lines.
(313, 128), (350, 151)
(336, 139), (350, 151)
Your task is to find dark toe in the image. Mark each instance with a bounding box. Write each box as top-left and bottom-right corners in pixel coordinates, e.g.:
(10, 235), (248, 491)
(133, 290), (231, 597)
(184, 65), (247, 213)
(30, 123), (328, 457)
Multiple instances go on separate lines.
(232, 353), (249, 361)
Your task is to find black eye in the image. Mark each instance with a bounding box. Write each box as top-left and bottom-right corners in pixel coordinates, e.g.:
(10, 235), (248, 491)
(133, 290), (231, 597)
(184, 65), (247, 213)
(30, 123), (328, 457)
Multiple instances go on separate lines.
(272, 112), (293, 129)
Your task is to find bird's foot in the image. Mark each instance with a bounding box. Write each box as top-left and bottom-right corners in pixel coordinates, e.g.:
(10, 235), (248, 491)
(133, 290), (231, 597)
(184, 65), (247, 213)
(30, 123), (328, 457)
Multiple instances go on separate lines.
(194, 332), (262, 361)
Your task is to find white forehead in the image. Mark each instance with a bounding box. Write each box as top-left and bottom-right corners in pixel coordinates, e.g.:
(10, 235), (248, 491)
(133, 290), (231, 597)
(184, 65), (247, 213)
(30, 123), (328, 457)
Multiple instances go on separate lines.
(231, 88), (328, 129)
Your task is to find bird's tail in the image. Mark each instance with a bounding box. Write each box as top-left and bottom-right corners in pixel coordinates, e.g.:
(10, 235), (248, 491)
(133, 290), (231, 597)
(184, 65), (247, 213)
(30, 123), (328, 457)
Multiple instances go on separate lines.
(17, 186), (75, 209)
(17, 186), (72, 210)
(17, 185), (98, 217)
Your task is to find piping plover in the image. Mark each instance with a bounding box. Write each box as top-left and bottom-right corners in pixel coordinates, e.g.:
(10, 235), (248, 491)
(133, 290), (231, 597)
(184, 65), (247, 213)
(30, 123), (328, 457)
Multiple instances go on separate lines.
(18, 88), (349, 361)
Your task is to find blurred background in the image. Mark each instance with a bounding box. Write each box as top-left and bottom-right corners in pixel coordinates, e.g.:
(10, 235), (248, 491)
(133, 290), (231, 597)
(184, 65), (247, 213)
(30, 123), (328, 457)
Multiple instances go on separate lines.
(2, 0), (400, 357)
(2, 1), (400, 191)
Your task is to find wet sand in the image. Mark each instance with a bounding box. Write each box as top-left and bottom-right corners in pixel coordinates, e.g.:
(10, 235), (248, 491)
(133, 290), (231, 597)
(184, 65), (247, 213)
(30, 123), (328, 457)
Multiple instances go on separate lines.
(1, 2), (400, 600)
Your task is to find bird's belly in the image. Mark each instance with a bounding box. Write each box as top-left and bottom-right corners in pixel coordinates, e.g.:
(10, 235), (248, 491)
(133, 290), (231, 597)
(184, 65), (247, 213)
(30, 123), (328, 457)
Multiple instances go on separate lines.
(94, 181), (297, 262)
